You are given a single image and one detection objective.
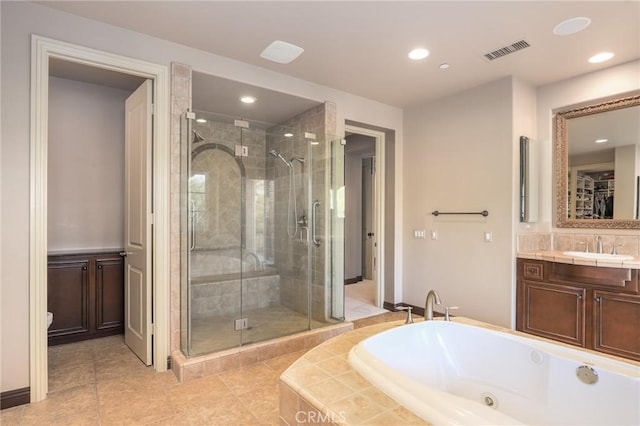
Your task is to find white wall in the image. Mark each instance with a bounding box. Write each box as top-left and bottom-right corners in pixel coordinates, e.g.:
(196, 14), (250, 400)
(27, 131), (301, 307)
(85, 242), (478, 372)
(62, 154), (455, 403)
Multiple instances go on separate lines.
(0, 1), (403, 392)
(48, 77), (129, 251)
(513, 78), (538, 231)
(403, 77), (515, 327)
(536, 60), (640, 232)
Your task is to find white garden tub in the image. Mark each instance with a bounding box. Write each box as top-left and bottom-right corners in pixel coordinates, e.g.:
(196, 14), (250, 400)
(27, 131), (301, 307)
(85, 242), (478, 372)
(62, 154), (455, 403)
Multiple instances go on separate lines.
(348, 319), (640, 425)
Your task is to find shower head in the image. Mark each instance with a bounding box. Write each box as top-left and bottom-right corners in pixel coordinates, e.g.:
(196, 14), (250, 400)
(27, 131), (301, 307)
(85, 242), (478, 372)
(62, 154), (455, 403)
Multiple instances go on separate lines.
(269, 149), (292, 168)
(192, 130), (204, 144)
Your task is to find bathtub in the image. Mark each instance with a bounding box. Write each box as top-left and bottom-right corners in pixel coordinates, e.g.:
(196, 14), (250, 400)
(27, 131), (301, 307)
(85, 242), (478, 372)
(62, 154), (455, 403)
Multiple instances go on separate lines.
(348, 319), (640, 425)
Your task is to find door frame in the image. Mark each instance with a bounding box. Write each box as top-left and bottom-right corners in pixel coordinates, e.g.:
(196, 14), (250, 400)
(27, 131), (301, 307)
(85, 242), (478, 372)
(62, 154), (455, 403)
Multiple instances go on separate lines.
(345, 125), (385, 307)
(29, 35), (170, 402)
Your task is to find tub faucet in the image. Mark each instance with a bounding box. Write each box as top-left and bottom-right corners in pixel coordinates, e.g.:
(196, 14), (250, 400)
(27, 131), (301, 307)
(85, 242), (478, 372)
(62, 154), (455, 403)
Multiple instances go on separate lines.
(594, 235), (603, 254)
(424, 290), (441, 320)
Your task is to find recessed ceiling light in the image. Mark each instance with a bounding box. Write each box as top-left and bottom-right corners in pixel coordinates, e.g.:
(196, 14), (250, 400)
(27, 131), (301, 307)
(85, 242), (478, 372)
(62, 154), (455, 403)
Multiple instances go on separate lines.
(260, 40), (304, 64)
(595, 139), (609, 144)
(589, 52), (614, 63)
(196, 118), (207, 123)
(240, 96), (256, 104)
(284, 133), (294, 138)
(553, 17), (591, 36)
(439, 63), (450, 70)
(408, 48), (429, 60)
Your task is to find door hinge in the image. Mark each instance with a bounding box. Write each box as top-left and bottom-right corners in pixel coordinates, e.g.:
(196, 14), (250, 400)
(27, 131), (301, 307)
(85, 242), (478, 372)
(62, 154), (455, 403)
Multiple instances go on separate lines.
(150, 323), (155, 335)
(149, 213), (154, 224)
(151, 103), (155, 116)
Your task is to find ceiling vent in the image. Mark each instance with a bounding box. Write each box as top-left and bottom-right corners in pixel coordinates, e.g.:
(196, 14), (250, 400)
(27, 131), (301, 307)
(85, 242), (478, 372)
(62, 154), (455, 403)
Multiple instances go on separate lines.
(483, 40), (531, 61)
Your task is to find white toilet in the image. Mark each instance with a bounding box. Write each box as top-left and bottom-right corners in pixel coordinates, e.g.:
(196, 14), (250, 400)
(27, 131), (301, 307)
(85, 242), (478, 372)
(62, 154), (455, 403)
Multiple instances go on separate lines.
(47, 312), (53, 328)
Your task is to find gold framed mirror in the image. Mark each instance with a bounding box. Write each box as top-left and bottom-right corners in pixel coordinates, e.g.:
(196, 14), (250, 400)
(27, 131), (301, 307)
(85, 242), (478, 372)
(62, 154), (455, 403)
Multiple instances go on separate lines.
(555, 93), (640, 229)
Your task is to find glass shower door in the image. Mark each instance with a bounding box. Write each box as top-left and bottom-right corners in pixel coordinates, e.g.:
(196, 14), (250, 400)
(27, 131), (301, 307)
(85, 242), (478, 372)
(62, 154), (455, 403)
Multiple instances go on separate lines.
(181, 111), (244, 356)
(239, 123), (313, 343)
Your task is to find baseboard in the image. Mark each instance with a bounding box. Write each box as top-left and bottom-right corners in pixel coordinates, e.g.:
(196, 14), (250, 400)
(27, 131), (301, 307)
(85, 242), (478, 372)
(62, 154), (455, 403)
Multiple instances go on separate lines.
(344, 276), (363, 285)
(1, 387), (30, 409)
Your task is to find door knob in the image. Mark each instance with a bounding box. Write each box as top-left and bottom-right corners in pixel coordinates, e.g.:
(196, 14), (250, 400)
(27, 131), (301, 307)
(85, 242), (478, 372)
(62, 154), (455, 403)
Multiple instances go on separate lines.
(367, 232), (374, 237)
(119, 251), (133, 257)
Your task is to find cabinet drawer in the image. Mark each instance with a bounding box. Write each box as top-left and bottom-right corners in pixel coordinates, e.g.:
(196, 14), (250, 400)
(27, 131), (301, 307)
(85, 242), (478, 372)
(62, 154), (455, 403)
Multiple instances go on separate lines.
(522, 262), (544, 280)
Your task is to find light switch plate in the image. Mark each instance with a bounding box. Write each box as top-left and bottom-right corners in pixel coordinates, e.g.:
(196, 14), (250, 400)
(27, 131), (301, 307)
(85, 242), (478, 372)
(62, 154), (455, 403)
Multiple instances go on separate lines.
(484, 231), (493, 242)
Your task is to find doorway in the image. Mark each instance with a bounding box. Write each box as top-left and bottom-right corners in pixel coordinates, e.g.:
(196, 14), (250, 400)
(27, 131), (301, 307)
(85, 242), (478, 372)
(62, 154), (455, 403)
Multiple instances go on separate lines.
(30, 36), (170, 402)
(47, 59), (144, 349)
(343, 128), (387, 321)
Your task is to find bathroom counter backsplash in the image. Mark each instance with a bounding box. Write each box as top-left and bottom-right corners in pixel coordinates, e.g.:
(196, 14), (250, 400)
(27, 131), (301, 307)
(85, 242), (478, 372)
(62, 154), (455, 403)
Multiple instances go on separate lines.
(518, 232), (640, 269)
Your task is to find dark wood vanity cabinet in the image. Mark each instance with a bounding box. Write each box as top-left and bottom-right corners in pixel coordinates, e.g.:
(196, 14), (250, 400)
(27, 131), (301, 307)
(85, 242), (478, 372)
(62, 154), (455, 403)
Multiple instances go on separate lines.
(48, 250), (124, 345)
(517, 258), (640, 361)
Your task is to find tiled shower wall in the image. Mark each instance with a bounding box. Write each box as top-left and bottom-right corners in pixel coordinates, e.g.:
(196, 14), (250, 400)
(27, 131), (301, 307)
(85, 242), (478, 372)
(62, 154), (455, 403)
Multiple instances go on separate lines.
(190, 119), (266, 250)
(170, 63), (191, 352)
(267, 103), (338, 321)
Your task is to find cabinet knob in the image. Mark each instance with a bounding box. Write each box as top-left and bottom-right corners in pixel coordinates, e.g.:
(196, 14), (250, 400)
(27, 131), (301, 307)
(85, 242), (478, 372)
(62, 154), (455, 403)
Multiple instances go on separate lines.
(595, 297), (601, 303)
(577, 294), (583, 300)
(98, 265), (103, 270)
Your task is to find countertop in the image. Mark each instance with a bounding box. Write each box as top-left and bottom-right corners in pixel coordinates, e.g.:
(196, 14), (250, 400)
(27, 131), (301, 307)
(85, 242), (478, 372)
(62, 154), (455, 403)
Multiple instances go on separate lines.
(517, 250), (640, 269)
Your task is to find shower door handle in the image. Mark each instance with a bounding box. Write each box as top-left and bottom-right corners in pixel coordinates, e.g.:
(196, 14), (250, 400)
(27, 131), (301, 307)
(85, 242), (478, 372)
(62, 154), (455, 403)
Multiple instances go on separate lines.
(312, 200), (321, 247)
(189, 199), (196, 251)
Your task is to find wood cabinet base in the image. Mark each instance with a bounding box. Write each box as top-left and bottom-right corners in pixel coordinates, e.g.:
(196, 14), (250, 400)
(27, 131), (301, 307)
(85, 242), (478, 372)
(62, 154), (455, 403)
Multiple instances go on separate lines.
(517, 259), (640, 361)
(48, 250), (124, 346)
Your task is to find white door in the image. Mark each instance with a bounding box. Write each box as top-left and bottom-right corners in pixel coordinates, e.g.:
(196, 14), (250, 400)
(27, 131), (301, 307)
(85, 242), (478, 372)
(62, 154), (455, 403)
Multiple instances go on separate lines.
(124, 80), (153, 365)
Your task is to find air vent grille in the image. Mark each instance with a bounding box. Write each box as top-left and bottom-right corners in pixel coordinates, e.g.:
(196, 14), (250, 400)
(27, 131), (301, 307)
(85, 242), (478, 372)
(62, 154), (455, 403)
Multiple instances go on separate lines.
(484, 40), (531, 61)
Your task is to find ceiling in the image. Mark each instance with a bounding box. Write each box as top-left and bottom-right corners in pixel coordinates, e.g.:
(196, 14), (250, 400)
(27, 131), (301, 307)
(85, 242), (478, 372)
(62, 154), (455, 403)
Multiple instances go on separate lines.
(192, 72), (321, 124)
(36, 1), (640, 109)
(568, 104), (640, 156)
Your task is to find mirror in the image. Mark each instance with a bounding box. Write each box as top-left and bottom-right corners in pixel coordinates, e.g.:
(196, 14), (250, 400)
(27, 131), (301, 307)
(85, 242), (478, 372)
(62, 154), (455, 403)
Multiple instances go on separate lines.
(555, 93), (640, 229)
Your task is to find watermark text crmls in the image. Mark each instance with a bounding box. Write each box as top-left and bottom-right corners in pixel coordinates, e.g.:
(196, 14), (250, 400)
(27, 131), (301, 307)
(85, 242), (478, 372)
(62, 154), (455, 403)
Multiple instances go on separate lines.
(295, 410), (347, 424)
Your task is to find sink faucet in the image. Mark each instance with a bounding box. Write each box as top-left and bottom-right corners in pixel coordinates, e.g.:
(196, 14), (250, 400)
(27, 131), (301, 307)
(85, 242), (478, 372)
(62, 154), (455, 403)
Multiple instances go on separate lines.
(594, 235), (603, 254)
(425, 290), (441, 320)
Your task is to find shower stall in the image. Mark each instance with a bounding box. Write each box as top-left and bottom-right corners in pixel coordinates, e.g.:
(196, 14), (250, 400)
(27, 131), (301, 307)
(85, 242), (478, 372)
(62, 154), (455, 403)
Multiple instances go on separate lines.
(180, 109), (344, 357)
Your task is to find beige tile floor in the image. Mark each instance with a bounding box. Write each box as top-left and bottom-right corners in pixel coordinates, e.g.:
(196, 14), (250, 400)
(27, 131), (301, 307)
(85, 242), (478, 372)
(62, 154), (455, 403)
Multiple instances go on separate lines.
(0, 334), (307, 425)
(344, 280), (389, 321)
(1, 311), (404, 426)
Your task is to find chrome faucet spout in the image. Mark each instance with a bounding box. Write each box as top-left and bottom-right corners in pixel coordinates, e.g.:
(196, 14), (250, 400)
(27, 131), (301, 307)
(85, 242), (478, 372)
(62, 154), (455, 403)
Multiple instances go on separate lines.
(425, 290), (441, 320)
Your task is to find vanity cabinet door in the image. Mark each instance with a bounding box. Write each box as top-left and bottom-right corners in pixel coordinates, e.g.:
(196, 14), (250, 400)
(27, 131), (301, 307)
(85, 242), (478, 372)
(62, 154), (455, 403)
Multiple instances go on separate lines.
(593, 291), (640, 361)
(521, 280), (586, 347)
(47, 258), (91, 341)
(95, 255), (124, 332)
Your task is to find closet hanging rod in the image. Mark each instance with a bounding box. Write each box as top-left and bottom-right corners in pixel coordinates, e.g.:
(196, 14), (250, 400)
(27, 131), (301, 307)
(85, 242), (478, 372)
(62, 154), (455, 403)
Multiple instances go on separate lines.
(431, 210), (489, 217)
